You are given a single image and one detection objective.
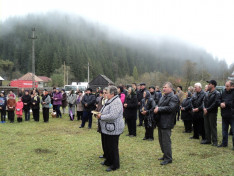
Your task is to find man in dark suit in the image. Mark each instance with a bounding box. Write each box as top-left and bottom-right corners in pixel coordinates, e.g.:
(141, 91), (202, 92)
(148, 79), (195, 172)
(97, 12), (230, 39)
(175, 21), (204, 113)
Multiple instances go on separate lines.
(137, 83), (146, 126)
(154, 82), (179, 165)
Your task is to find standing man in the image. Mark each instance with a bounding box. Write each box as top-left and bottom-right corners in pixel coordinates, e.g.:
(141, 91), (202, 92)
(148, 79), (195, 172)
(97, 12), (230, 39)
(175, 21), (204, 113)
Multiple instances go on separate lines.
(154, 82), (179, 165)
(137, 83), (146, 126)
(202, 80), (220, 146)
(80, 88), (96, 129)
(176, 86), (184, 121)
(190, 83), (206, 141)
(22, 90), (31, 121)
(218, 81), (234, 149)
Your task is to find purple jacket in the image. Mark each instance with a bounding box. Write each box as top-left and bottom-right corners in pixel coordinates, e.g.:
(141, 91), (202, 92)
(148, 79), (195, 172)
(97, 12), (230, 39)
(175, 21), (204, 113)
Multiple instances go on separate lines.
(53, 92), (62, 105)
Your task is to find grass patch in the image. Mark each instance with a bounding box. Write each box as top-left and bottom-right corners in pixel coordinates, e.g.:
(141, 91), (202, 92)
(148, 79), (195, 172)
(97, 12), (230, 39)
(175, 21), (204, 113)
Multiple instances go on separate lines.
(0, 112), (233, 176)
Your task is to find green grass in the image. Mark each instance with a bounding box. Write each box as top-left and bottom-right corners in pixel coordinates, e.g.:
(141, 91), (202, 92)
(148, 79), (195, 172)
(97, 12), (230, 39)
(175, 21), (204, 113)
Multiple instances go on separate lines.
(0, 112), (233, 176)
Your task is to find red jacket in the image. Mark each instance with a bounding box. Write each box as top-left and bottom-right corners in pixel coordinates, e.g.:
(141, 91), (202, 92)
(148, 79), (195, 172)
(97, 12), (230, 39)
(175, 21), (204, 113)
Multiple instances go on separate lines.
(16, 101), (24, 116)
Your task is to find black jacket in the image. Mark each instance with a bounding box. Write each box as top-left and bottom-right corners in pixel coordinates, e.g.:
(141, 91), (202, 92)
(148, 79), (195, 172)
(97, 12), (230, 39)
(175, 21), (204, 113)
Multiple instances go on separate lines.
(124, 94), (138, 119)
(31, 96), (40, 110)
(220, 89), (233, 118)
(157, 92), (179, 129)
(150, 91), (160, 105)
(203, 90), (220, 114)
(137, 88), (146, 104)
(82, 93), (96, 111)
(140, 91), (156, 128)
(181, 97), (192, 120)
(191, 90), (206, 118)
(22, 94), (31, 110)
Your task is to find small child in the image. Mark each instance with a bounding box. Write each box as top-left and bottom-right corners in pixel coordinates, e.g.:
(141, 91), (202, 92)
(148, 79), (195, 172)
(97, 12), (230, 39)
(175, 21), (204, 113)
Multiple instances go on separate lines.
(16, 97), (24, 123)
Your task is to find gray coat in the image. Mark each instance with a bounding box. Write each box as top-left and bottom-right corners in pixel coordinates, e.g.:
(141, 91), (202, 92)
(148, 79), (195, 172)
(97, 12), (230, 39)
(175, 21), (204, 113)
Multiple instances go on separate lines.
(100, 95), (125, 135)
(41, 95), (51, 108)
(67, 94), (77, 107)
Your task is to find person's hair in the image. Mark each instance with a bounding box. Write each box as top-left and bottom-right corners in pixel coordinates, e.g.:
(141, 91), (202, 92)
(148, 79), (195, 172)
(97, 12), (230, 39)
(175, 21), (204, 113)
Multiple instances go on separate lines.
(107, 86), (118, 96)
(132, 83), (137, 87)
(155, 86), (160, 89)
(177, 86), (182, 90)
(103, 87), (108, 92)
(194, 83), (202, 88)
(117, 86), (123, 93)
(228, 81), (234, 87)
(163, 82), (173, 89)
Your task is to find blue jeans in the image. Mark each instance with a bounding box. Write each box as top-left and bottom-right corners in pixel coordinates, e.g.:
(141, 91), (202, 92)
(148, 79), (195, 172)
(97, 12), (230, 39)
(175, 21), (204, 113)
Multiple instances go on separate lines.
(81, 111), (93, 128)
(24, 109), (30, 121)
(222, 118), (234, 146)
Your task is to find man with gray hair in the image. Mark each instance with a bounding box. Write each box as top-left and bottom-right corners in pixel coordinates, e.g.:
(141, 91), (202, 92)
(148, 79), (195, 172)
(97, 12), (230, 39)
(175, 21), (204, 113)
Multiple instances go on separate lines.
(190, 83), (206, 142)
(154, 82), (179, 165)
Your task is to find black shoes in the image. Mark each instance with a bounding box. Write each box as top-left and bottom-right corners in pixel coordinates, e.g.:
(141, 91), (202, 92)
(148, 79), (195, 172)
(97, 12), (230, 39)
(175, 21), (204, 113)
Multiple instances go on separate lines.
(143, 137), (147, 140)
(212, 143), (218, 146)
(158, 157), (164, 160)
(101, 161), (111, 166)
(201, 140), (211, 144)
(106, 167), (119, 172)
(217, 144), (227, 148)
(79, 126), (84, 128)
(147, 138), (154, 141)
(160, 160), (172, 165)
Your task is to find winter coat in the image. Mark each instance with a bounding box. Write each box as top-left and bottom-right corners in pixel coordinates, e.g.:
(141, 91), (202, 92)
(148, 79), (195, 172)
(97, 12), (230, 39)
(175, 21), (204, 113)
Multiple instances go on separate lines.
(16, 101), (24, 116)
(137, 88), (146, 104)
(0, 96), (7, 110)
(124, 94), (138, 119)
(191, 90), (206, 119)
(41, 94), (51, 108)
(22, 94), (31, 110)
(53, 92), (62, 105)
(62, 93), (67, 108)
(119, 93), (125, 105)
(157, 92), (179, 129)
(181, 97), (192, 120)
(31, 96), (40, 110)
(150, 91), (160, 105)
(67, 93), (77, 107)
(76, 95), (83, 112)
(7, 99), (16, 111)
(203, 90), (220, 114)
(140, 91), (156, 128)
(99, 95), (125, 135)
(81, 93), (96, 111)
(220, 89), (233, 119)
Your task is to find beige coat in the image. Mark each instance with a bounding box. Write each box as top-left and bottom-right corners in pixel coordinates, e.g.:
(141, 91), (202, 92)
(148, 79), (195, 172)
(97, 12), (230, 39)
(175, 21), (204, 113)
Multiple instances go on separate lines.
(76, 95), (83, 112)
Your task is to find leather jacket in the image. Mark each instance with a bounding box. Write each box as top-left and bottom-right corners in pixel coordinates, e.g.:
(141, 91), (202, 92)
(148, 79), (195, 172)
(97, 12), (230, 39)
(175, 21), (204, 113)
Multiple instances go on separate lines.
(203, 89), (220, 113)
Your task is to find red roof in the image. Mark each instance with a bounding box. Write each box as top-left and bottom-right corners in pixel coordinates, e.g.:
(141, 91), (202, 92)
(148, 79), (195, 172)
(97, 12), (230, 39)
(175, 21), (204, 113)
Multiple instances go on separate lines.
(38, 76), (51, 82)
(18, 72), (43, 82)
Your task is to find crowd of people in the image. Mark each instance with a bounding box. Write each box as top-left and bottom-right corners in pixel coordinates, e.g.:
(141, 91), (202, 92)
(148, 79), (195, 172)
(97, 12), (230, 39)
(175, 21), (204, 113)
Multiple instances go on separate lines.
(0, 79), (233, 172)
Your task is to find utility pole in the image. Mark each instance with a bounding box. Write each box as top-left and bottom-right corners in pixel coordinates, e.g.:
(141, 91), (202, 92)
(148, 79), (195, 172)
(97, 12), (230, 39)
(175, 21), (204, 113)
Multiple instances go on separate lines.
(64, 61), (66, 86)
(29, 28), (37, 88)
(88, 62), (90, 83)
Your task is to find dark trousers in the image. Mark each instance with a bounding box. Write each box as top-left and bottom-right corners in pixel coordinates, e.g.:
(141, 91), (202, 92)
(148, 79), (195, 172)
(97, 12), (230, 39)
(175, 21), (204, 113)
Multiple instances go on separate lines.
(101, 132), (106, 158)
(77, 111), (83, 120)
(43, 108), (49, 122)
(204, 113), (217, 143)
(158, 128), (172, 161)
(138, 109), (144, 126)
(81, 111), (92, 128)
(176, 108), (181, 120)
(8, 111), (15, 122)
(24, 109), (30, 121)
(17, 117), (22, 122)
(0, 109), (6, 121)
(54, 105), (62, 118)
(193, 117), (205, 139)
(33, 109), (40, 121)
(145, 118), (154, 139)
(126, 118), (136, 136)
(221, 118), (234, 146)
(104, 134), (120, 169)
(184, 120), (192, 132)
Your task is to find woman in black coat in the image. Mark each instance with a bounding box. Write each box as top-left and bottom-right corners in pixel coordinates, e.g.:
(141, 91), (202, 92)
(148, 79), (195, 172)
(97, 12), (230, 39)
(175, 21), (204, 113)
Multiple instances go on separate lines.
(31, 92), (40, 122)
(140, 91), (156, 140)
(124, 87), (138, 137)
(181, 91), (192, 133)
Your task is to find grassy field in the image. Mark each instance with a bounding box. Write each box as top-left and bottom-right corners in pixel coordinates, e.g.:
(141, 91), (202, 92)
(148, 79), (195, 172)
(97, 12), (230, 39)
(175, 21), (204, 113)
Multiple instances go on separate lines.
(0, 112), (233, 176)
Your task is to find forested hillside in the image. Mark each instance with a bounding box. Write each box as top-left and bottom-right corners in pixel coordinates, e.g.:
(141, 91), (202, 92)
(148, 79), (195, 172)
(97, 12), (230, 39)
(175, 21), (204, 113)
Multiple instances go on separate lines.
(0, 12), (231, 84)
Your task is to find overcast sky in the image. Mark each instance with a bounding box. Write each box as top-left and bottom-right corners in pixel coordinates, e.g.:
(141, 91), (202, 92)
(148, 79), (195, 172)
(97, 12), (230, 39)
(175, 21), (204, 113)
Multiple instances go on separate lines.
(0, 0), (233, 65)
